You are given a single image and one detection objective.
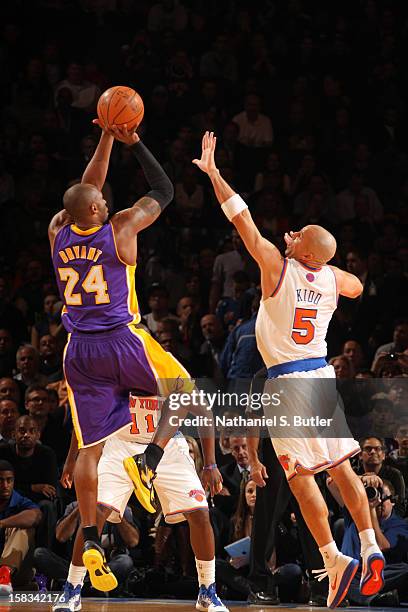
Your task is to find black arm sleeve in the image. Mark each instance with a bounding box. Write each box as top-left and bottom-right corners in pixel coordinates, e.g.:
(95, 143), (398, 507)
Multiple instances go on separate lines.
(133, 141), (174, 210)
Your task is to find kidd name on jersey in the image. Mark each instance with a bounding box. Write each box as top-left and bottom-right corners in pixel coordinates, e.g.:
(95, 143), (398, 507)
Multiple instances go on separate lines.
(295, 289), (322, 305)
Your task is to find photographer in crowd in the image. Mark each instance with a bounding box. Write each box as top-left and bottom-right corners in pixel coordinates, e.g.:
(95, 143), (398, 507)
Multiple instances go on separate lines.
(391, 421), (408, 487)
(327, 477), (408, 605)
(356, 436), (406, 516)
(372, 319), (408, 365)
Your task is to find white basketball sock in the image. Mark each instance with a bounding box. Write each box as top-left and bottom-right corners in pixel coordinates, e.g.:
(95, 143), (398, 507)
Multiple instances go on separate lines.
(195, 558), (215, 589)
(67, 564), (87, 588)
(319, 541), (339, 568)
(359, 528), (377, 553)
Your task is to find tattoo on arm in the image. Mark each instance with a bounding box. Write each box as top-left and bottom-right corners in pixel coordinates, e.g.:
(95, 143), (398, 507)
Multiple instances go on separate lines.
(113, 196), (163, 236)
(135, 196), (161, 218)
(131, 196), (161, 230)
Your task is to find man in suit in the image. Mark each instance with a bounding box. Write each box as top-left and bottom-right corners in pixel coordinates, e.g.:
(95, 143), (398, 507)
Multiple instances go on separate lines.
(216, 436), (251, 517)
(248, 436), (327, 605)
(246, 368), (328, 606)
(221, 436), (250, 496)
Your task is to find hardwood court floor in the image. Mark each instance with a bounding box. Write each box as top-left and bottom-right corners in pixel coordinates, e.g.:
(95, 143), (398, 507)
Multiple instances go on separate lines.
(2, 598), (403, 611)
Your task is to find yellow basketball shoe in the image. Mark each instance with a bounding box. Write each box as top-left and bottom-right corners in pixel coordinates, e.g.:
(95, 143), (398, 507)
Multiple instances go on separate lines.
(82, 540), (118, 591)
(123, 453), (157, 513)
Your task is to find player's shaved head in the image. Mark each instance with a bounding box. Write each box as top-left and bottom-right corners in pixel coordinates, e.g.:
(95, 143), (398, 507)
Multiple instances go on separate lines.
(63, 183), (109, 226)
(301, 225), (337, 263)
(63, 183), (100, 219)
(285, 224), (336, 265)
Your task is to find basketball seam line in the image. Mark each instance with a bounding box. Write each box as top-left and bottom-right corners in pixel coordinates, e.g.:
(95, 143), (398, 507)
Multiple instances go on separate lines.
(112, 91), (138, 125)
(106, 90), (115, 126)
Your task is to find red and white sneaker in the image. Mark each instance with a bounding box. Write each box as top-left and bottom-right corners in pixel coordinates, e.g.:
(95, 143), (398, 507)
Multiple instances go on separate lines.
(313, 553), (359, 609)
(0, 565), (12, 595)
(360, 546), (385, 596)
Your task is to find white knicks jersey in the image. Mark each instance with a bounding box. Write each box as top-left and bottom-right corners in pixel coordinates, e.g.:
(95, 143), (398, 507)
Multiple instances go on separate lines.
(116, 395), (164, 444)
(255, 258), (337, 367)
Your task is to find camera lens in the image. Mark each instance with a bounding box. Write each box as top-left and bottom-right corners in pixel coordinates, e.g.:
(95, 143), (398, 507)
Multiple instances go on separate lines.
(365, 486), (378, 501)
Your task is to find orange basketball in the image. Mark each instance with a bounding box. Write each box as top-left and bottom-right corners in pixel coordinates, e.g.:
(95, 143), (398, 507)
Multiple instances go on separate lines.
(97, 86), (144, 131)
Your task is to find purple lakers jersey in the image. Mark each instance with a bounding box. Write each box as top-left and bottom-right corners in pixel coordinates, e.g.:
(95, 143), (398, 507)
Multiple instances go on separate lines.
(52, 222), (140, 332)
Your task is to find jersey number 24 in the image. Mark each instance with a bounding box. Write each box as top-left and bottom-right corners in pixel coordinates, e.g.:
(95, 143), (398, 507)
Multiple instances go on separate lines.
(58, 265), (110, 306)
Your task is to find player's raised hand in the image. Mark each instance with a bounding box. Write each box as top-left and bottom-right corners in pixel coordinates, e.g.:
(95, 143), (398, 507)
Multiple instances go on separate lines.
(110, 123), (140, 145)
(92, 119), (140, 145)
(192, 131), (218, 175)
(250, 458), (268, 487)
(284, 231), (298, 246)
(202, 465), (223, 497)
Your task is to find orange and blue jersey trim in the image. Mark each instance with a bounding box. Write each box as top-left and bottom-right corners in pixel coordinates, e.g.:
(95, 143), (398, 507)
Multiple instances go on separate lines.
(329, 265), (339, 305)
(271, 258), (288, 297)
(165, 505), (208, 522)
(300, 261), (322, 272)
(97, 501), (121, 515)
(267, 356), (327, 378)
(287, 446), (361, 481)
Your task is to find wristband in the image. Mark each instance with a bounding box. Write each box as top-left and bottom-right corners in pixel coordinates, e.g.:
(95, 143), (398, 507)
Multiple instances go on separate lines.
(221, 194), (248, 221)
(203, 463), (218, 470)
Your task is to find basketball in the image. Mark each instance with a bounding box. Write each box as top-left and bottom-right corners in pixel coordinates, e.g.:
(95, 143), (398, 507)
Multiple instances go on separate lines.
(97, 86), (144, 131)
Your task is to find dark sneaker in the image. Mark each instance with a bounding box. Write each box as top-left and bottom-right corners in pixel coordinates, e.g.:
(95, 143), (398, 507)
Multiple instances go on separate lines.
(82, 540), (117, 592)
(34, 572), (48, 593)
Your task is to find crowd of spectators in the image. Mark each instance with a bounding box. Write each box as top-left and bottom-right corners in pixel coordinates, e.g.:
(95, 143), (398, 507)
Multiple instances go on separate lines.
(0, 0), (407, 604)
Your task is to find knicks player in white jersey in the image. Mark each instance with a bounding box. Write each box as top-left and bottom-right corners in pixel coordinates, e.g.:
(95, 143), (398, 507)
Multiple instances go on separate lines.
(193, 132), (385, 609)
(57, 393), (229, 612)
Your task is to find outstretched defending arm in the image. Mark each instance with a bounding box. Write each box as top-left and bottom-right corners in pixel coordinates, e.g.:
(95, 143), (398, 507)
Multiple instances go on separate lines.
(193, 132), (282, 294)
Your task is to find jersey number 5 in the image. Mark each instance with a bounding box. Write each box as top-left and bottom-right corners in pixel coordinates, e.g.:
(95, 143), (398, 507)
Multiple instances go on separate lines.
(58, 265), (110, 306)
(291, 308), (317, 345)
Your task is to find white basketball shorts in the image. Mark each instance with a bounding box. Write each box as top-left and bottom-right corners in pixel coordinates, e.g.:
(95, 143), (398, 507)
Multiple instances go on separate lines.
(97, 434), (208, 523)
(263, 364), (360, 480)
